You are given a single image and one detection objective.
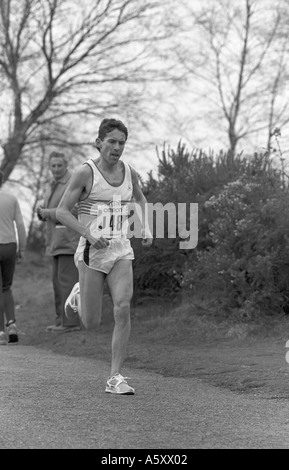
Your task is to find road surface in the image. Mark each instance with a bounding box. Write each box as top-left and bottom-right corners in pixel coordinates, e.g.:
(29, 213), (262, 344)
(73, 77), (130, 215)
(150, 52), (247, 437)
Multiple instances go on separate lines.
(1, 345), (289, 450)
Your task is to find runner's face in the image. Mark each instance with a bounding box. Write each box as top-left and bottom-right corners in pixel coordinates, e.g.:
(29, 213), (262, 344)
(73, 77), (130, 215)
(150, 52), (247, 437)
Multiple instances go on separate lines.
(49, 157), (67, 180)
(99, 129), (126, 164)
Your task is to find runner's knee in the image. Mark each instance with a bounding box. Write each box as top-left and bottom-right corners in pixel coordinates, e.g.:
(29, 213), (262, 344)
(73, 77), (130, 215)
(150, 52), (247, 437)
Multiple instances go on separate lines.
(114, 301), (131, 324)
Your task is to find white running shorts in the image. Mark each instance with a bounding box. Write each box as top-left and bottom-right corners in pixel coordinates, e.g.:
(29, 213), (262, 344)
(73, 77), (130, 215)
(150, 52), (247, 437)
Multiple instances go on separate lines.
(74, 238), (134, 274)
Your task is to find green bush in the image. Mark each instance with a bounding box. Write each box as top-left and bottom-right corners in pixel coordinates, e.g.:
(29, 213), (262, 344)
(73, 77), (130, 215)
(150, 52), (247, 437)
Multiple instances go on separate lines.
(133, 142), (254, 300)
(181, 158), (289, 316)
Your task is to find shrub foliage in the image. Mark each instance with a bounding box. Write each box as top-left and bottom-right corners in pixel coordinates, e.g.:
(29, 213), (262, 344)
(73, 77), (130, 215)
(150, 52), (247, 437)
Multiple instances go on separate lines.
(135, 142), (289, 316)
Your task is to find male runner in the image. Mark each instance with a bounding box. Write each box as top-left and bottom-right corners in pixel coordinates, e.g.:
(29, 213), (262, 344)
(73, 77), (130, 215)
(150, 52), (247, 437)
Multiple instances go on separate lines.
(56, 118), (152, 394)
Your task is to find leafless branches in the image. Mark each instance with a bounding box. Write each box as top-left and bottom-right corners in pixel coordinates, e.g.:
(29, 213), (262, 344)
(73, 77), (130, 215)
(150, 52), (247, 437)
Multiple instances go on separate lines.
(174, 0), (289, 155)
(0, 0), (173, 180)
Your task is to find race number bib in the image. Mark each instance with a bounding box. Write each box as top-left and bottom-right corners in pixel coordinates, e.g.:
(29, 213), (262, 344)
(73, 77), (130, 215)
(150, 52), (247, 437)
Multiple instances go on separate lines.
(89, 199), (129, 239)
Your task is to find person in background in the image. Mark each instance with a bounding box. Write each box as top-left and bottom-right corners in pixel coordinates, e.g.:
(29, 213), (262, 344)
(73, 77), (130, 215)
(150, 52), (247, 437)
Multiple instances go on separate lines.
(0, 170), (27, 345)
(37, 151), (80, 332)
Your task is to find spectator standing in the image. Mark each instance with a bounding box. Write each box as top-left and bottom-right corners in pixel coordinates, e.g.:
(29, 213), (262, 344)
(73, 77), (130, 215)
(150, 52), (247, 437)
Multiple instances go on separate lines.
(0, 171), (27, 345)
(37, 152), (80, 332)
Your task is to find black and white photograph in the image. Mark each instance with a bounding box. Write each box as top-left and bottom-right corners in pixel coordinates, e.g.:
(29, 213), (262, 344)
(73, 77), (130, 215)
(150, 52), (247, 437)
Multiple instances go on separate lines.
(1, 0), (289, 452)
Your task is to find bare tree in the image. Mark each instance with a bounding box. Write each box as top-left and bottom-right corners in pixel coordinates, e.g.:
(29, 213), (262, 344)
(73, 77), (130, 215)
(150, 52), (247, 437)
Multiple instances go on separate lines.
(266, 39), (289, 152)
(0, 0), (173, 181)
(174, 0), (289, 155)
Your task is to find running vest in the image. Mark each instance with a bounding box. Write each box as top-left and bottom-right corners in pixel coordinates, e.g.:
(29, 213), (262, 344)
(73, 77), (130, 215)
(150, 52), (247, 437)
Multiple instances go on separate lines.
(78, 159), (133, 240)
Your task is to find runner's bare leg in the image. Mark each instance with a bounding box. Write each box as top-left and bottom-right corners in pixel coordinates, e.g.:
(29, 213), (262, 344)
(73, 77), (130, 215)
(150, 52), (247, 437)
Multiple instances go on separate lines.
(78, 260), (105, 328)
(107, 259), (133, 376)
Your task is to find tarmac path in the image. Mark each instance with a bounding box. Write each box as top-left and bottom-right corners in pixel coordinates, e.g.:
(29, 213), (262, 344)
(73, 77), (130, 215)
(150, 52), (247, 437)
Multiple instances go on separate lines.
(1, 345), (289, 450)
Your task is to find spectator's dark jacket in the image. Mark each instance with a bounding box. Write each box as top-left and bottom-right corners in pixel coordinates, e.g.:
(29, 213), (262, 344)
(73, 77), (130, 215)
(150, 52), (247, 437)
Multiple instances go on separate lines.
(43, 170), (79, 256)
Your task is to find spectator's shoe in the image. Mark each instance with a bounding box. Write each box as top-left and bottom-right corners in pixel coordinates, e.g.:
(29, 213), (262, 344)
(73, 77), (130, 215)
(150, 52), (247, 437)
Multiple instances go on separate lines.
(7, 321), (18, 343)
(65, 282), (81, 320)
(46, 324), (58, 332)
(46, 319), (62, 331)
(48, 325), (80, 333)
(105, 373), (135, 395)
(0, 331), (7, 345)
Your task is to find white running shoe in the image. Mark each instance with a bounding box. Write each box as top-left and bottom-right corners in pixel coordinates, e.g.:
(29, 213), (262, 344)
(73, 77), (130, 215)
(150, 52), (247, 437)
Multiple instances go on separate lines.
(64, 282), (80, 320)
(105, 373), (135, 395)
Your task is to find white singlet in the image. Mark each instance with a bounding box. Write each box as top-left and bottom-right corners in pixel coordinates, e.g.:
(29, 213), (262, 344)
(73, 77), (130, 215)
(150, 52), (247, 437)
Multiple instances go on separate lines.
(74, 159), (135, 274)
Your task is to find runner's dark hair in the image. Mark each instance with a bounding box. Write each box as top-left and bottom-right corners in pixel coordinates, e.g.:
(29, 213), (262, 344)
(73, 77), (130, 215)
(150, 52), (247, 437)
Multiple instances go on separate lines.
(96, 118), (128, 151)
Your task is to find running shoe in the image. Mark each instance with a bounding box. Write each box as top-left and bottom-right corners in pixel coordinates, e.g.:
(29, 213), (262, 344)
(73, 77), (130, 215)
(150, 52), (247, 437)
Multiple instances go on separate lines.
(65, 282), (80, 320)
(7, 321), (18, 343)
(0, 331), (7, 345)
(105, 373), (135, 395)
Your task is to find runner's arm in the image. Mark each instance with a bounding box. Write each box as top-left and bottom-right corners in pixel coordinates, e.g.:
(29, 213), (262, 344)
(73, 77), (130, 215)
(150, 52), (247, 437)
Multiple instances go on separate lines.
(14, 199), (27, 254)
(131, 168), (153, 244)
(56, 166), (109, 248)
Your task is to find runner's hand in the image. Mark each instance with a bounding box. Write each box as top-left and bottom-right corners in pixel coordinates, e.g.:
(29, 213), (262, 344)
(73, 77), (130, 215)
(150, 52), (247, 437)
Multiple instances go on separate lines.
(142, 237), (153, 247)
(141, 230), (153, 247)
(88, 235), (110, 250)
